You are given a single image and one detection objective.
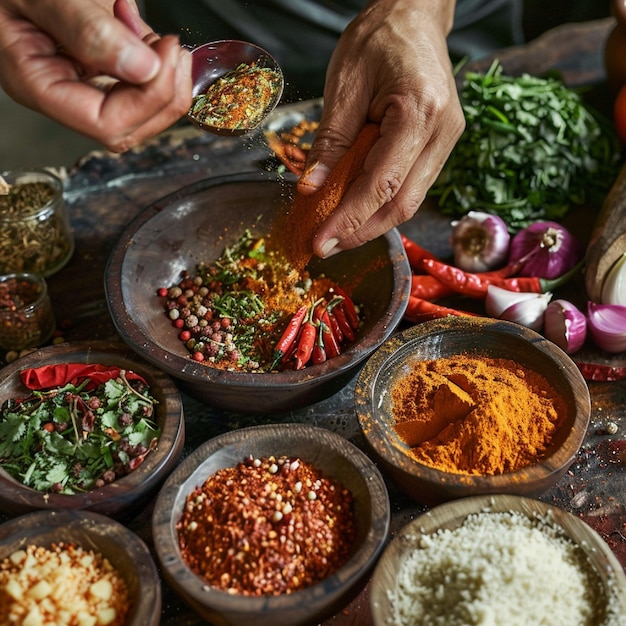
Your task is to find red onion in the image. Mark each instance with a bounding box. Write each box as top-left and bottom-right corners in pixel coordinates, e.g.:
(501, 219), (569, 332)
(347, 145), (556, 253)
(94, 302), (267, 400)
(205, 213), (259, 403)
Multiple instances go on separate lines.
(450, 211), (510, 273)
(543, 300), (587, 354)
(586, 301), (626, 353)
(507, 221), (582, 279)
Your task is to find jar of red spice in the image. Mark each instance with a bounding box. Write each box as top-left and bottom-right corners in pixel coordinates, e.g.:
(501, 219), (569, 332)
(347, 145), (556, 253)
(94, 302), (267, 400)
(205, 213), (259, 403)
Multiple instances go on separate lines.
(0, 170), (74, 277)
(0, 273), (56, 350)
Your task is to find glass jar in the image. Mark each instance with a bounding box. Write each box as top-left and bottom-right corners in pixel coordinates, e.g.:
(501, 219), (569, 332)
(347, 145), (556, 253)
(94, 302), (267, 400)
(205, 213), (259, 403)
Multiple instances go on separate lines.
(0, 170), (74, 277)
(0, 273), (56, 351)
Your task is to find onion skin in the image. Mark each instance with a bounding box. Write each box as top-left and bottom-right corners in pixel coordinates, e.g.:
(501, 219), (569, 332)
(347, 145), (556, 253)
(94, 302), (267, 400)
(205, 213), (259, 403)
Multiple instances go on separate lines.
(508, 221), (582, 279)
(544, 300), (587, 354)
(451, 211), (510, 273)
(601, 253), (626, 306)
(485, 284), (552, 331)
(587, 301), (626, 353)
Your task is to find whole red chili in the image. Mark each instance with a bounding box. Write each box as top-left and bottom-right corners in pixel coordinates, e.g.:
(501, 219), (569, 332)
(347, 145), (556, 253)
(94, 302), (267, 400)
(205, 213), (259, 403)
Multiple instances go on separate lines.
(410, 274), (455, 300)
(327, 297), (354, 342)
(575, 361), (626, 382)
(400, 233), (439, 271)
(311, 323), (327, 365)
(331, 286), (359, 330)
(404, 296), (477, 323)
(313, 304), (341, 358)
(294, 305), (317, 370)
(271, 304), (308, 369)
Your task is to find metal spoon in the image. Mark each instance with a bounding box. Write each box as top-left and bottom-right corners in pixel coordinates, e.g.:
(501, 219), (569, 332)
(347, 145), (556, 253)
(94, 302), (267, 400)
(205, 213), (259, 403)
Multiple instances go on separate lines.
(188, 40), (284, 137)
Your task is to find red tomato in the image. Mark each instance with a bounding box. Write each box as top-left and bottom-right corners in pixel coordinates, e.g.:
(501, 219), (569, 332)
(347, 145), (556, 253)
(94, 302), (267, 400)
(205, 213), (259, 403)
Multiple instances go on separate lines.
(613, 83), (626, 145)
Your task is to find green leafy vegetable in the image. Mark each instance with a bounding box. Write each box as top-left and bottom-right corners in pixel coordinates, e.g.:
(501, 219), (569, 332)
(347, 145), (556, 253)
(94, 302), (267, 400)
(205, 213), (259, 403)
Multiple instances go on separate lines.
(429, 61), (621, 231)
(0, 371), (159, 495)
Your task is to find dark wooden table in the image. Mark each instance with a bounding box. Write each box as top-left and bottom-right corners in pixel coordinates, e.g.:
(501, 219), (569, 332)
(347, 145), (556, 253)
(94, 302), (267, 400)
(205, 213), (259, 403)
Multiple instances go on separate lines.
(1, 18), (625, 626)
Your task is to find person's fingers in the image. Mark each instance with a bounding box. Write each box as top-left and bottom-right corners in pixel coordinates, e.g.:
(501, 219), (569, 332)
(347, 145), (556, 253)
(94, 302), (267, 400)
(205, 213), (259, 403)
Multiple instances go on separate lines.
(313, 130), (458, 257)
(5, 0), (161, 84)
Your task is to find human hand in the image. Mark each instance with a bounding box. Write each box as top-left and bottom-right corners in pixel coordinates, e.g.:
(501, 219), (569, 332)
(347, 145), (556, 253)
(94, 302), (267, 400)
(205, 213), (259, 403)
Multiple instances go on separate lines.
(0, 0), (192, 152)
(297, 0), (465, 259)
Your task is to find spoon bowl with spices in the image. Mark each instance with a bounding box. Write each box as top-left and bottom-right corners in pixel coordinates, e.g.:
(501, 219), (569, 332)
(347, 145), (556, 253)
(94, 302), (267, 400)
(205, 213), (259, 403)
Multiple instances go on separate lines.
(152, 423), (390, 626)
(355, 316), (591, 505)
(187, 40), (284, 136)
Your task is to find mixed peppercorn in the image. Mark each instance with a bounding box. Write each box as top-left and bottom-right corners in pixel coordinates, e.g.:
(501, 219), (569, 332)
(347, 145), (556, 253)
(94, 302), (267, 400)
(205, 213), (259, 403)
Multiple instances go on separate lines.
(157, 231), (361, 372)
(177, 455), (355, 596)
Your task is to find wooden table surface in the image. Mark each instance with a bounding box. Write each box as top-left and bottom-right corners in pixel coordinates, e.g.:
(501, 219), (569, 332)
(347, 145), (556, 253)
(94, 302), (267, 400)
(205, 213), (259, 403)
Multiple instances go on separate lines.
(1, 18), (624, 626)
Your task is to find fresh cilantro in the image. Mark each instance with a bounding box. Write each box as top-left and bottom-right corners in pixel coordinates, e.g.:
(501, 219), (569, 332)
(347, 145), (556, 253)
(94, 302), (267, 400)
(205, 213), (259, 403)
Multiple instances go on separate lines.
(0, 372), (160, 495)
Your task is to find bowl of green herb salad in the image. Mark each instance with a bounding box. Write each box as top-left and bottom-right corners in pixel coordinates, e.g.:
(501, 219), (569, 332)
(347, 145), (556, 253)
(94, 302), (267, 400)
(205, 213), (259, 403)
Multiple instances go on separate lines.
(105, 171), (411, 414)
(0, 340), (185, 520)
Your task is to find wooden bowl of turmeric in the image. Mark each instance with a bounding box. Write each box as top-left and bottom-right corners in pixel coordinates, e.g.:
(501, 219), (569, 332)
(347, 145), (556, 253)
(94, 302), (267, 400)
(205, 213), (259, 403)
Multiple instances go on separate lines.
(355, 317), (591, 505)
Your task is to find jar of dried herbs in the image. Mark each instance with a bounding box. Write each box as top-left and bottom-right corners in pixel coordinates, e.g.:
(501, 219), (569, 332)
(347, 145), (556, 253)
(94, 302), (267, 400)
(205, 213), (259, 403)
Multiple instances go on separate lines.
(0, 170), (74, 277)
(0, 273), (55, 350)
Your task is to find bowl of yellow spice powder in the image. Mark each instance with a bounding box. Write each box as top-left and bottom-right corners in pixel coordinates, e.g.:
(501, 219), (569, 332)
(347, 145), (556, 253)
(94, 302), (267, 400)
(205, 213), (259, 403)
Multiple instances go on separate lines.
(355, 316), (591, 504)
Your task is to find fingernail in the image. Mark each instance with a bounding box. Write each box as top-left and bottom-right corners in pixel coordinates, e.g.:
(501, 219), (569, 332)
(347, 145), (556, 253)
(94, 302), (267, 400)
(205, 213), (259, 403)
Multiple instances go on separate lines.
(301, 161), (331, 189)
(118, 41), (161, 82)
(320, 237), (341, 259)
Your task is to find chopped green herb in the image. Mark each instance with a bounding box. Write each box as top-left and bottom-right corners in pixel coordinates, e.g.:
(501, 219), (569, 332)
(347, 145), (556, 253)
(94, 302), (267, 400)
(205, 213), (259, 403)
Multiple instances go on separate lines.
(429, 61), (621, 231)
(0, 372), (159, 495)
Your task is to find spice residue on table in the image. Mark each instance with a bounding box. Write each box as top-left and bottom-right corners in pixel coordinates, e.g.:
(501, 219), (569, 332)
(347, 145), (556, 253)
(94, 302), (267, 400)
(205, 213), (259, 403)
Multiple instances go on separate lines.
(391, 354), (568, 475)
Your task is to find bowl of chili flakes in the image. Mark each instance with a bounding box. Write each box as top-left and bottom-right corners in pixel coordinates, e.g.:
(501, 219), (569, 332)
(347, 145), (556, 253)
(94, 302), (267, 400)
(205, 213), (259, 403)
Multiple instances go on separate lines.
(104, 170), (411, 415)
(152, 423), (390, 626)
(0, 340), (185, 520)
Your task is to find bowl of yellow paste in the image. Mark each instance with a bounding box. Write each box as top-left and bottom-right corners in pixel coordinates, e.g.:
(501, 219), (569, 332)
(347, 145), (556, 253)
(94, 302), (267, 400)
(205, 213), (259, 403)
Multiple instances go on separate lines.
(355, 317), (591, 504)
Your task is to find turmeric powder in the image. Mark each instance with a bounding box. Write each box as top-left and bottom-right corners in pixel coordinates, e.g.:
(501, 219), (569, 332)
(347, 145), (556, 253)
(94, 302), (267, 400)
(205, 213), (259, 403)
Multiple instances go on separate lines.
(270, 123), (380, 272)
(391, 355), (568, 475)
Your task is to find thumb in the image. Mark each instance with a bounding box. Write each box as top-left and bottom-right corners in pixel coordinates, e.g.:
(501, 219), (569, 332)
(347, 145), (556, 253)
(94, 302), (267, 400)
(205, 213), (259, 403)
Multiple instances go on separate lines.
(34, 0), (161, 84)
(297, 111), (368, 196)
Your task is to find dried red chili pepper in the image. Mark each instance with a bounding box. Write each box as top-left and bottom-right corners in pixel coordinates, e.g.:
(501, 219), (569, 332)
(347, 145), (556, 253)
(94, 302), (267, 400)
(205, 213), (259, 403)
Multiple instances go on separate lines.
(411, 274), (455, 300)
(313, 304), (341, 358)
(421, 258), (583, 299)
(400, 233), (439, 271)
(311, 323), (327, 365)
(331, 286), (359, 330)
(20, 364), (146, 391)
(271, 304), (308, 369)
(404, 296), (477, 323)
(327, 297), (355, 342)
(294, 305), (317, 370)
(575, 361), (626, 382)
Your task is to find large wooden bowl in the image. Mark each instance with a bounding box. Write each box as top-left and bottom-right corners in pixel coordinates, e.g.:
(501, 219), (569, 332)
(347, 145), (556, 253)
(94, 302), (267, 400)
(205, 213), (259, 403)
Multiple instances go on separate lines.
(0, 341), (185, 520)
(355, 317), (591, 504)
(152, 423), (390, 626)
(104, 171), (411, 415)
(0, 509), (161, 626)
(370, 494), (626, 625)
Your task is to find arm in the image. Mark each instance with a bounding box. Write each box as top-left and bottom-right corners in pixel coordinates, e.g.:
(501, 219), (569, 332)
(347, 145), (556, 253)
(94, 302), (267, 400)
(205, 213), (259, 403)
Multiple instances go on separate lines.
(0, 0), (192, 152)
(298, 0), (464, 258)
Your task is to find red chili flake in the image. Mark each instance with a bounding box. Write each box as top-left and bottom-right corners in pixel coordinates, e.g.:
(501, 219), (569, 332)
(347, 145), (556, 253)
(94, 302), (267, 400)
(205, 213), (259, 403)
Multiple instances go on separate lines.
(177, 455), (355, 596)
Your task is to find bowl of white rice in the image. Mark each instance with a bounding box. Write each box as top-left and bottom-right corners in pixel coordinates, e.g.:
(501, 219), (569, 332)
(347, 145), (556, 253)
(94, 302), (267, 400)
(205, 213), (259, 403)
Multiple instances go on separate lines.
(370, 494), (626, 626)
